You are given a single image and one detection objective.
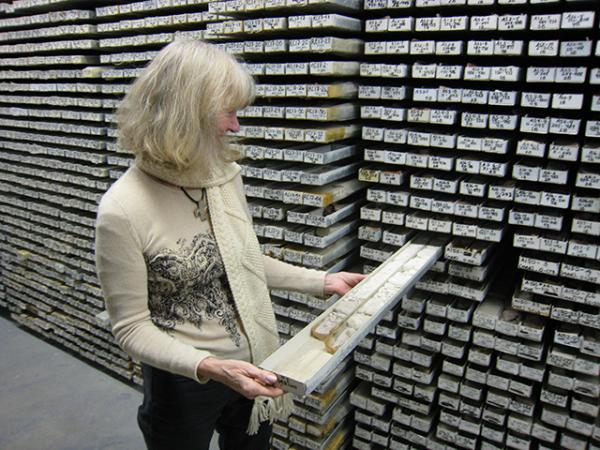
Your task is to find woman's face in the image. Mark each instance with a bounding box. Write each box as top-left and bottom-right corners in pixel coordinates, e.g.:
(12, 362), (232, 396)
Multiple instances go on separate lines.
(217, 110), (240, 136)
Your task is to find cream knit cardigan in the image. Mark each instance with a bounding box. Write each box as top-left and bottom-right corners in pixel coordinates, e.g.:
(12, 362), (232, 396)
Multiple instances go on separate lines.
(104, 156), (326, 433)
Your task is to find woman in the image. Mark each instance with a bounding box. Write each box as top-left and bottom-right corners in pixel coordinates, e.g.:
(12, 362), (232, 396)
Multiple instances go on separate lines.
(95, 39), (365, 450)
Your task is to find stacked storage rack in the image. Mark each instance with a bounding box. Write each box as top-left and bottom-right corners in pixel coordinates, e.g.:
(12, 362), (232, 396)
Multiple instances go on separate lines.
(352, 0), (600, 449)
(0, 2), (134, 378)
(205, 1), (368, 448)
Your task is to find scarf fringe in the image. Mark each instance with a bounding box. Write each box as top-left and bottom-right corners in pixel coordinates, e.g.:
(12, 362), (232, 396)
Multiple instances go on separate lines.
(247, 394), (295, 435)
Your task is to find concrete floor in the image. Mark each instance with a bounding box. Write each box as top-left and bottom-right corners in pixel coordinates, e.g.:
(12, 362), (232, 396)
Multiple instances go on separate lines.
(0, 315), (219, 450)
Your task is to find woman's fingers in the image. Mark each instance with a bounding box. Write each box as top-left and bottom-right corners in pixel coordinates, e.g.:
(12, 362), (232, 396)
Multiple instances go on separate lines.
(198, 357), (285, 399)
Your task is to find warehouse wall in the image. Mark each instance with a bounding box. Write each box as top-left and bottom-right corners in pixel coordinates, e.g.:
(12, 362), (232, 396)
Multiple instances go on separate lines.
(0, 0), (599, 449)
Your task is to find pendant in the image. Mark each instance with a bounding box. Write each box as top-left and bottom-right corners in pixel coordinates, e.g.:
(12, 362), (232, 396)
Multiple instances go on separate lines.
(194, 198), (208, 220)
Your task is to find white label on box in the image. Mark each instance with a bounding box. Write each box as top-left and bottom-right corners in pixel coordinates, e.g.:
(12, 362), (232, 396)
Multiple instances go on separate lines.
(540, 168), (568, 185)
(386, 40), (410, 54)
(489, 90), (517, 106)
(410, 195), (432, 211)
(362, 105), (383, 119)
(413, 87), (438, 102)
(517, 140), (546, 158)
(521, 92), (551, 108)
(408, 108), (430, 123)
(561, 11), (595, 30)
(468, 40), (494, 56)
(441, 16), (467, 31)
(430, 109), (457, 125)
(406, 152), (428, 167)
(521, 116), (550, 134)
(438, 87), (461, 103)
(437, 65), (463, 80)
(290, 39), (311, 52)
(434, 178), (458, 194)
(463, 89), (489, 104)
(560, 41), (593, 58)
(498, 14), (527, 31)
(428, 156), (454, 172)
(540, 191), (570, 209)
(385, 128), (407, 144)
(431, 133), (457, 148)
(479, 161), (508, 177)
(360, 63), (382, 77)
(382, 106), (406, 121)
(366, 18), (388, 32)
(389, 17), (413, 32)
(510, 210), (536, 226)
(457, 158), (480, 174)
(407, 131), (430, 147)
(491, 66), (520, 82)
(410, 40), (435, 55)
(436, 41), (463, 55)
(515, 188), (541, 205)
(490, 114), (518, 130)
(365, 41), (386, 54)
(413, 64), (437, 79)
(461, 181), (486, 197)
(363, 126), (384, 141)
(411, 175), (433, 190)
(555, 67), (587, 84)
(471, 15), (498, 31)
(495, 40), (523, 56)
(462, 112), (488, 128)
(286, 84), (306, 97)
(432, 199), (455, 214)
(359, 85), (382, 99)
(552, 93), (584, 110)
(382, 86), (407, 100)
(482, 138), (508, 154)
(526, 66), (555, 83)
(365, 148), (385, 162)
(457, 135), (482, 151)
(416, 16), (441, 32)
(549, 117), (580, 135)
(585, 121), (600, 138)
(529, 40), (559, 57)
(548, 142), (578, 161)
(581, 145), (600, 163)
(572, 196), (600, 213)
(464, 65), (491, 81)
(531, 14), (561, 31)
(385, 150), (406, 165)
(489, 184), (514, 201)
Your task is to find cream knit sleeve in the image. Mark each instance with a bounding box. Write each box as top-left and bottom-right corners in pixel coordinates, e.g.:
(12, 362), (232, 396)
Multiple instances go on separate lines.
(95, 195), (213, 382)
(262, 255), (326, 297)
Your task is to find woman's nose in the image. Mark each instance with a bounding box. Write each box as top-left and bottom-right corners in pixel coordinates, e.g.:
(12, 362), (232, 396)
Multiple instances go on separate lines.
(229, 114), (240, 133)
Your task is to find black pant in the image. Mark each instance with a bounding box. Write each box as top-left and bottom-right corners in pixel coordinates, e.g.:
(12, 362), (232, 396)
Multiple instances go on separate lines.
(138, 364), (271, 450)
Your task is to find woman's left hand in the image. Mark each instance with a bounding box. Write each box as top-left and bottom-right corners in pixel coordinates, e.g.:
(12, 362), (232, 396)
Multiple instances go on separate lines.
(324, 271), (367, 296)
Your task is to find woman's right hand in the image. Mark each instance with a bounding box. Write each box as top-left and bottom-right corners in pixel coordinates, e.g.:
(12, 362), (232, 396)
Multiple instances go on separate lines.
(197, 357), (285, 399)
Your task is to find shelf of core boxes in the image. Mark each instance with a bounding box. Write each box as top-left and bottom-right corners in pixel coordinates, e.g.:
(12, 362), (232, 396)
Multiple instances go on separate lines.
(209, 2), (368, 357)
(273, 357), (357, 450)
(393, 253), (529, 449)
(0, 1), (119, 375)
(97, 0), (217, 158)
(354, 343), (445, 448)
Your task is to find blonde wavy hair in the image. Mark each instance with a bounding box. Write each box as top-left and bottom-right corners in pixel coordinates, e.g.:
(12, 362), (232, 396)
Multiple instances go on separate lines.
(117, 38), (255, 171)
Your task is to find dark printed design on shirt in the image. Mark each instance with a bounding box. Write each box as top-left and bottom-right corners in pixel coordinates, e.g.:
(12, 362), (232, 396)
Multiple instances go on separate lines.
(145, 232), (241, 346)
